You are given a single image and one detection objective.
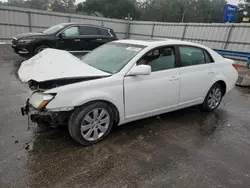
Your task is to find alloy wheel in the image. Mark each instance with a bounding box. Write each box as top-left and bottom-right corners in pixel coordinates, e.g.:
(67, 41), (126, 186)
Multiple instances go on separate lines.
(207, 87), (222, 109)
(80, 108), (110, 141)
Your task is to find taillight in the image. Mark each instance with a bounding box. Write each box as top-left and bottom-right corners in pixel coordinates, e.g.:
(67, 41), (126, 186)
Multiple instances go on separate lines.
(232, 63), (238, 70)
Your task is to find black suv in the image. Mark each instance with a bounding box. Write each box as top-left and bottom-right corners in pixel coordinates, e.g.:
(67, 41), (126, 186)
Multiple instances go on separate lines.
(12, 23), (118, 57)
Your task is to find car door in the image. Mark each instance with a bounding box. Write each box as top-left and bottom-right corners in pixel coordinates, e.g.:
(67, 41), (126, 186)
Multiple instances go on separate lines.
(97, 28), (117, 45)
(57, 26), (81, 51)
(178, 45), (216, 104)
(79, 26), (114, 51)
(78, 26), (94, 52)
(124, 46), (180, 119)
(78, 26), (102, 52)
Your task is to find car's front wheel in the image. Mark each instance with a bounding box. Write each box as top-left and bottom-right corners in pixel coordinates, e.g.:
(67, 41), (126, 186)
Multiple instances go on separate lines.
(201, 83), (223, 112)
(68, 102), (114, 146)
(34, 45), (48, 55)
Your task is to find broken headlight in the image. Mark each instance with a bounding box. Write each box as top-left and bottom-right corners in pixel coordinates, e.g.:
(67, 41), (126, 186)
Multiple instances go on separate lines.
(29, 92), (56, 110)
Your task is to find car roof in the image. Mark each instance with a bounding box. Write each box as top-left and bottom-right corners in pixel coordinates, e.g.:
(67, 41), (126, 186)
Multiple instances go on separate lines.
(114, 38), (209, 49)
(60, 23), (112, 30)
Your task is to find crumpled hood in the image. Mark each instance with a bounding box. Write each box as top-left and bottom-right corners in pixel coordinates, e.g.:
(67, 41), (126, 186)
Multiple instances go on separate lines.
(18, 49), (111, 83)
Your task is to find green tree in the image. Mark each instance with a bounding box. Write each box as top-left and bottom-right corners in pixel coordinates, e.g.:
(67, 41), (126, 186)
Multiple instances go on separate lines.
(184, 0), (226, 23)
(76, 0), (140, 19)
(3, 0), (229, 22)
(25, 0), (49, 9)
(7, 0), (27, 7)
(138, 0), (182, 22)
(5, 0), (76, 13)
(138, 0), (226, 23)
(237, 0), (250, 22)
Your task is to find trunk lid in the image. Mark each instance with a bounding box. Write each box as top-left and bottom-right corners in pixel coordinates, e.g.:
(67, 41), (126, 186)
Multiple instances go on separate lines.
(18, 49), (111, 83)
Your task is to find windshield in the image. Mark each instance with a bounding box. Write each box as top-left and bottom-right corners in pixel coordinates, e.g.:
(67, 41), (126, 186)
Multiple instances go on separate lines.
(82, 43), (145, 74)
(43, 24), (67, 35)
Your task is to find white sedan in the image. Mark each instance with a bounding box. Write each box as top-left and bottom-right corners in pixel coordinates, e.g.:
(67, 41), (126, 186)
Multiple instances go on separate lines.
(19, 39), (238, 145)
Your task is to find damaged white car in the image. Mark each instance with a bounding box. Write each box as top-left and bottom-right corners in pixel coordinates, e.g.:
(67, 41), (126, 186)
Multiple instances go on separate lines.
(20, 39), (238, 146)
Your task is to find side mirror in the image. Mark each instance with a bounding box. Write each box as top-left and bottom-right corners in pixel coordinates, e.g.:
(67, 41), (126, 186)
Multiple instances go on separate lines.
(127, 65), (151, 76)
(59, 33), (66, 38)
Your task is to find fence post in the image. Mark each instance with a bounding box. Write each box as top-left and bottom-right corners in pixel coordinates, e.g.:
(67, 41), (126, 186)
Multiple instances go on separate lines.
(28, 11), (32, 32)
(68, 15), (71, 22)
(126, 21), (131, 39)
(224, 24), (233, 49)
(181, 24), (187, 40)
(151, 23), (155, 38)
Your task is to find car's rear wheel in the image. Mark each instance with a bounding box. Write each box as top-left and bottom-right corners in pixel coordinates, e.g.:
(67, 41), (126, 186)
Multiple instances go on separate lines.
(34, 45), (48, 55)
(201, 83), (223, 112)
(68, 102), (114, 146)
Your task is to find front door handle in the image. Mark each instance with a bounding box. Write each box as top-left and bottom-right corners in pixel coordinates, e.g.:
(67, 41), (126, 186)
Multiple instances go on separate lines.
(208, 69), (215, 74)
(74, 39), (81, 42)
(169, 76), (179, 81)
(96, 39), (102, 41)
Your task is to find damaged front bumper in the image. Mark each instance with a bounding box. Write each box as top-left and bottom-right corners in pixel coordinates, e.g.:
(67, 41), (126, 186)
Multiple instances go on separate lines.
(21, 100), (29, 116)
(21, 98), (73, 126)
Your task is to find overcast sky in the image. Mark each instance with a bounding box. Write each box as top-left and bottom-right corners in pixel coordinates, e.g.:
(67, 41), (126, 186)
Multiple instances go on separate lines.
(227, 0), (239, 5)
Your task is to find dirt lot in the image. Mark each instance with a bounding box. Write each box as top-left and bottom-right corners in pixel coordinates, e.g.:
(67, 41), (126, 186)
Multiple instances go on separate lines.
(0, 45), (250, 188)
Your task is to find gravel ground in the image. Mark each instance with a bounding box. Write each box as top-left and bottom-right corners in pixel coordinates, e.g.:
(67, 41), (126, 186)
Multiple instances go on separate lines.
(0, 45), (250, 188)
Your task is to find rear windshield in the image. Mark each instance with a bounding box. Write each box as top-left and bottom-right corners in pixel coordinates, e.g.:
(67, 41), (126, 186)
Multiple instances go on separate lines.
(82, 43), (146, 74)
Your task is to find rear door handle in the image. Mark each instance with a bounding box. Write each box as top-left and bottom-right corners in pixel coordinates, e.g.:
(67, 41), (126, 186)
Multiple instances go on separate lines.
(96, 39), (102, 41)
(208, 69), (215, 74)
(74, 39), (81, 42)
(169, 76), (179, 81)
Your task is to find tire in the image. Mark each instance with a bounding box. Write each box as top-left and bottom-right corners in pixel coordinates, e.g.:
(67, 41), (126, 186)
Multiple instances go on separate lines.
(34, 45), (48, 55)
(201, 83), (223, 112)
(68, 102), (114, 146)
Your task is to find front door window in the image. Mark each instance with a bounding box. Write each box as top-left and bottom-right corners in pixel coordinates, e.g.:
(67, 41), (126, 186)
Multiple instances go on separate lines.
(137, 46), (176, 71)
(63, 26), (80, 37)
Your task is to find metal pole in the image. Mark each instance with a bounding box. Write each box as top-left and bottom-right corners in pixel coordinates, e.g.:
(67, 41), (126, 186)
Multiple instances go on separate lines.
(68, 0), (70, 14)
(181, 9), (186, 23)
(28, 11), (32, 32)
(224, 24), (233, 49)
(246, 57), (250, 69)
(181, 0), (189, 23)
(228, 13), (232, 23)
(181, 24), (187, 40)
(126, 13), (131, 39)
(151, 23), (155, 38)
(208, 8), (212, 23)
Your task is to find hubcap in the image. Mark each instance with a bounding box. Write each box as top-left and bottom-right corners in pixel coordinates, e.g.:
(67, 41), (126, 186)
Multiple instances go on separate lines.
(81, 108), (110, 141)
(207, 87), (222, 109)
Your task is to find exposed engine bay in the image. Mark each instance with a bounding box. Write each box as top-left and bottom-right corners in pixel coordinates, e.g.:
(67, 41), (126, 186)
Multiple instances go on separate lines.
(28, 76), (108, 90)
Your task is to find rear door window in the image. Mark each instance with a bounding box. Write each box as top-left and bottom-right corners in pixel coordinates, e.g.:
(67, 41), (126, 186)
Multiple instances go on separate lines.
(204, 50), (214, 63)
(80, 26), (101, 35)
(100, 29), (111, 36)
(179, 46), (206, 67)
